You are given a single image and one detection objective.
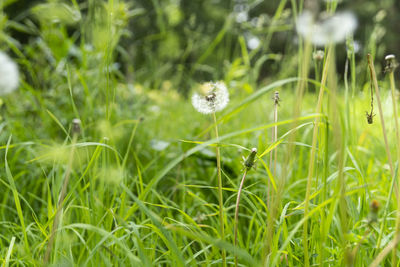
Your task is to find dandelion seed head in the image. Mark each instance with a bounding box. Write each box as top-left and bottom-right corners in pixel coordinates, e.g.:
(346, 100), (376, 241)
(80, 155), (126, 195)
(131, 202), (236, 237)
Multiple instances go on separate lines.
(0, 52), (19, 95)
(385, 54), (396, 60)
(384, 54), (398, 73)
(191, 81), (229, 114)
(296, 10), (357, 46)
(236, 11), (248, 23)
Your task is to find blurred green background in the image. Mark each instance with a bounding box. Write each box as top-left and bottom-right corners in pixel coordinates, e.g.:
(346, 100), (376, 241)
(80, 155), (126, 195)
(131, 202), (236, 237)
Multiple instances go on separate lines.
(3, 0), (400, 95)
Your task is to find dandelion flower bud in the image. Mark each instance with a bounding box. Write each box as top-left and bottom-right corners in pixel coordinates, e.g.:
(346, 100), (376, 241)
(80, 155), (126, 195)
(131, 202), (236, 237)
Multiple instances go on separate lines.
(191, 81), (229, 114)
(244, 148), (257, 170)
(296, 10), (357, 46)
(0, 52), (19, 95)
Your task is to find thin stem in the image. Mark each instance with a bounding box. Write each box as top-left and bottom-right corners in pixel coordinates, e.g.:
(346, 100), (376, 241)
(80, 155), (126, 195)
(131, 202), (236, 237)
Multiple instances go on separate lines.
(44, 133), (78, 264)
(303, 46), (332, 267)
(371, 233), (400, 267)
(375, 164), (398, 258)
(351, 228), (371, 265)
(318, 120), (329, 266)
(273, 93), (278, 179)
(213, 112), (226, 267)
(368, 54), (398, 265)
(269, 92), (279, 214)
(234, 168), (248, 267)
(389, 71), (400, 266)
(121, 121), (140, 170)
(367, 54), (395, 181)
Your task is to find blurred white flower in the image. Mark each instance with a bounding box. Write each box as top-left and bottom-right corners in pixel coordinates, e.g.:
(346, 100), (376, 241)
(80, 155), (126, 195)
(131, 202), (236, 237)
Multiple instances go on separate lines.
(150, 139), (170, 151)
(236, 11), (248, 23)
(296, 10), (357, 46)
(247, 36), (261, 50)
(192, 82), (229, 114)
(353, 40), (361, 53)
(0, 52), (19, 95)
(313, 50), (325, 61)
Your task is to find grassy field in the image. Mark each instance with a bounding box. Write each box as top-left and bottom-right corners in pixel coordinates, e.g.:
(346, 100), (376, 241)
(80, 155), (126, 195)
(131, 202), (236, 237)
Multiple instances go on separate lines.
(1, 0), (400, 266)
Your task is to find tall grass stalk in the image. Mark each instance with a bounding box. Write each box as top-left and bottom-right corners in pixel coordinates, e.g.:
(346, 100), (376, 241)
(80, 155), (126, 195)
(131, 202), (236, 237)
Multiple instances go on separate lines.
(212, 112), (226, 267)
(272, 92), (279, 180)
(44, 127), (79, 264)
(318, 120), (329, 266)
(371, 233), (400, 267)
(4, 138), (31, 256)
(303, 45), (332, 266)
(367, 53), (398, 265)
(328, 48), (350, 263)
(264, 41), (312, 265)
(4, 236), (16, 267)
(367, 54), (395, 181)
(268, 92), (279, 211)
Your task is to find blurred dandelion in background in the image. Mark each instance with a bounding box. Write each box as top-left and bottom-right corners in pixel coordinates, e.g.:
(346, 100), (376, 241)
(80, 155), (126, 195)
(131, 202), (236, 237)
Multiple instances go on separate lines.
(192, 82), (229, 114)
(246, 35), (261, 50)
(296, 10), (357, 46)
(0, 52), (19, 95)
(233, 0), (249, 24)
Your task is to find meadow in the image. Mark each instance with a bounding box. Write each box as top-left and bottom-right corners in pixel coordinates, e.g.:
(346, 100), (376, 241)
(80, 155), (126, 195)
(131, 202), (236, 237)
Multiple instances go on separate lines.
(1, 0), (400, 266)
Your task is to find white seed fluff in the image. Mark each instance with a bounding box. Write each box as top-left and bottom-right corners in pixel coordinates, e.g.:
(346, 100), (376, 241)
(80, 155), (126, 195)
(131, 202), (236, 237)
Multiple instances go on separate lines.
(191, 82), (229, 114)
(296, 10), (357, 46)
(247, 36), (261, 50)
(385, 54), (396, 60)
(0, 52), (19, 95)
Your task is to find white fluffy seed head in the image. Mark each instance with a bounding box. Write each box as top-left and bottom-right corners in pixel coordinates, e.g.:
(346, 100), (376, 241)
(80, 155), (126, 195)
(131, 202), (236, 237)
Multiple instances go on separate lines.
(247, 36), (261, 50)
(296, 10), (357, 46)
(191, 81), (229, 114)
(0, 52), (19, 95)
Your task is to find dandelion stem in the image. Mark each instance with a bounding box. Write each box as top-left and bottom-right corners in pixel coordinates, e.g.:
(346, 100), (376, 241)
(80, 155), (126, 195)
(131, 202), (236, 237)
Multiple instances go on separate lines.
(269, 92), (279, 215)
(212, 111), (226, 267)
(273, 92), (279, 181)
(234, 148), (256, 267)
